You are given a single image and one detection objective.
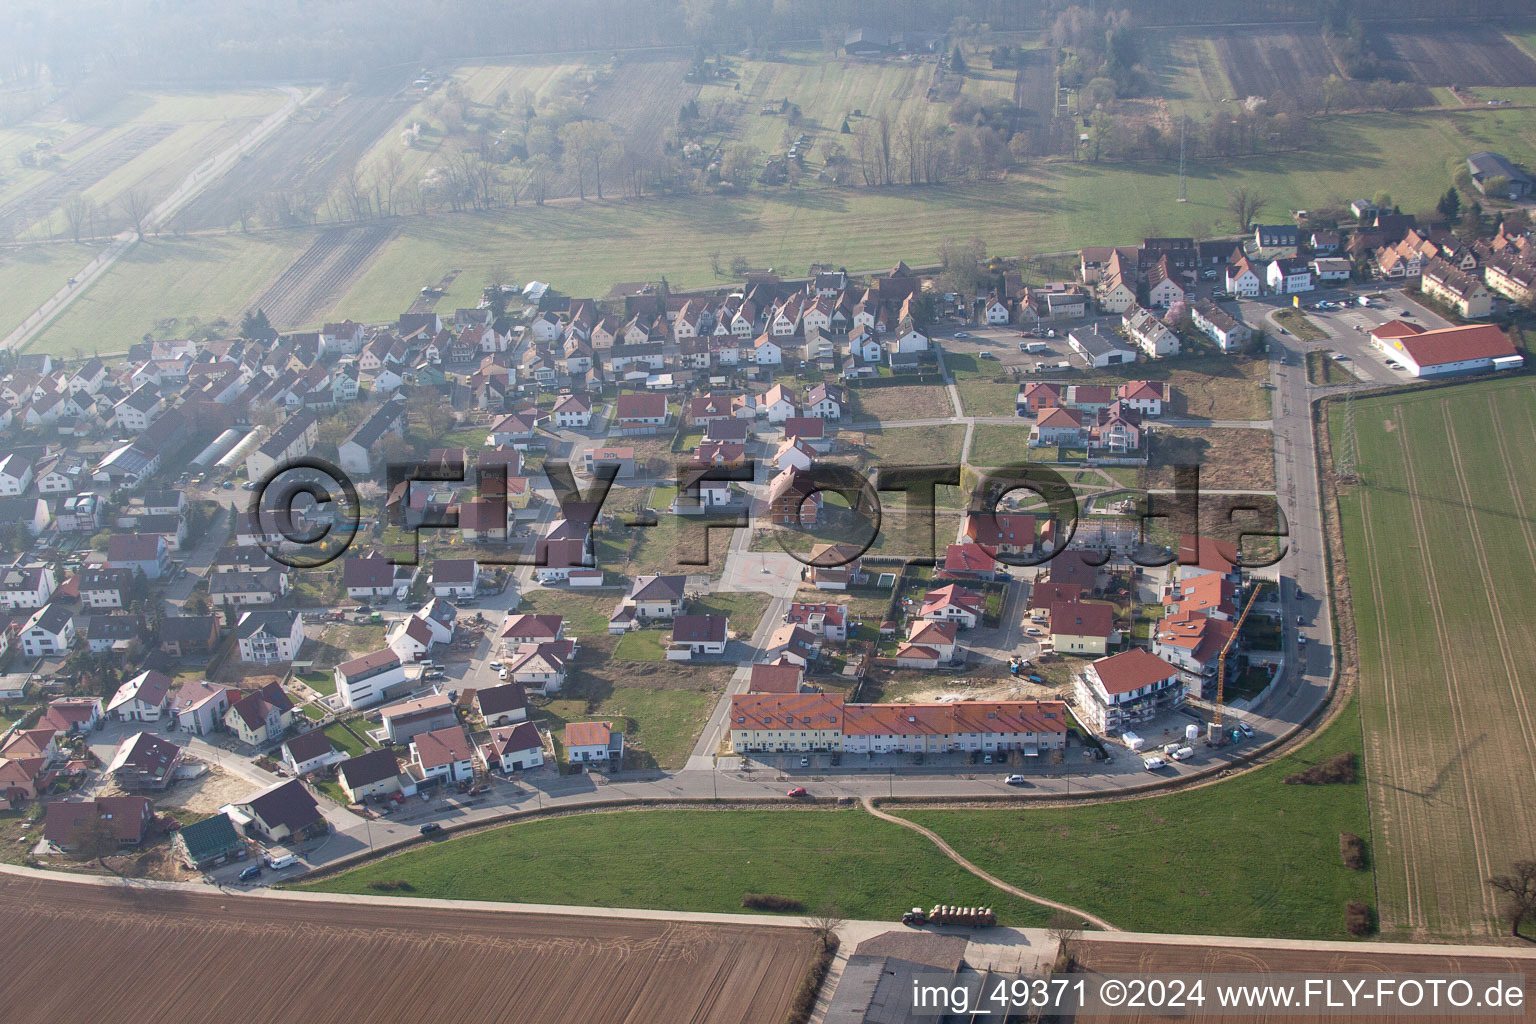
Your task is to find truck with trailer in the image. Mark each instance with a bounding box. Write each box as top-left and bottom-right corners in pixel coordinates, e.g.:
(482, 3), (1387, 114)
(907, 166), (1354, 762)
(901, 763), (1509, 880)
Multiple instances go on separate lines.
(902, 905), (997, 928)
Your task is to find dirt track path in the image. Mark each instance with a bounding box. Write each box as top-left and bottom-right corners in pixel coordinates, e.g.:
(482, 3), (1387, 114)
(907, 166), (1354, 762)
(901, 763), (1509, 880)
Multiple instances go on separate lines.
(860, 797), (1119, 931)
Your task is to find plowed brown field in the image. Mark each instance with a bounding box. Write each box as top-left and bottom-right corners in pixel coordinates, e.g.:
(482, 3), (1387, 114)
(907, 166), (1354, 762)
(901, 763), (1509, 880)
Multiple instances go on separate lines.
(0, 875), (815, 1024)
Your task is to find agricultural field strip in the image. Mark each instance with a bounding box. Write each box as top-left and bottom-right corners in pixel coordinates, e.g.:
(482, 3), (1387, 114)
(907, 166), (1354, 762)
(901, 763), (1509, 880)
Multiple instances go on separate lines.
(0, 124), (179, 233)
(0, 874), (813, 1024)
(1392, 401), (1497, 934)
(1351, 439), (1424, 934)
(1344, 384), (1536, 939)
(251, 223), (399, 329)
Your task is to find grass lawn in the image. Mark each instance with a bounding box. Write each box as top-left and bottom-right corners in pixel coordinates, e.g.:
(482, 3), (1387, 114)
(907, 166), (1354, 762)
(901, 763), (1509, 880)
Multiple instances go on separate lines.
(1332, 377), (1536, 940)
(903, 701), (1374, 940)
(614, 629), (665, 661)
(1085, 356), (1272, 421)
(1147, 427), (1275, 491)
(296, 670), (336, 697)
(323, 721), (376, 758)
(514, 590), (620, 636)
(1273, 308), (1327, 342)
(0, 243), (103, 341)
(691, 591), (771, 633)
(538, 686), (713, 770)
(845, 424), (966, 467)
(954, 376), (1021, 417)
(295, 806), (1058, 926)
(967, 423), (1041, 468)
(24, 229), (318, 355)
(850, 384), (955, 422)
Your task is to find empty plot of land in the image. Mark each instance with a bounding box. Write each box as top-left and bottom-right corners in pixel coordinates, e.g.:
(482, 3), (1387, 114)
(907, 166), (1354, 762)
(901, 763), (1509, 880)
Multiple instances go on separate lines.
(172, 82), (409, 231)
(850, 384), (955, 422)
(249, 223), (398, 329)
(0, 124), (179, 234)
(1147, 427), (1275, 492)
(1335, 378), (1536, 940)
(0, 875), (813, 1024)
(1374, 26), (1536, 87)
(1212, 27), (1341, 100)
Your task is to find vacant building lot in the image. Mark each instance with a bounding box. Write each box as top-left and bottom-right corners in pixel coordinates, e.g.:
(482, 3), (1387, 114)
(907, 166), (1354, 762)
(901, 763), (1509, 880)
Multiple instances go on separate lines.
(849, 384), (955, 422)
(1147, 427), (1275, 492)
(0, 875), (814, 1024)
(1333, 378), (1536, 941)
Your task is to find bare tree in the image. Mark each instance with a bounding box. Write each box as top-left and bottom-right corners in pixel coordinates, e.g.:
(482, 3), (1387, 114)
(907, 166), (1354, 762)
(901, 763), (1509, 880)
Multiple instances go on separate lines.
(234, 195), (256, 233)
(62, 193), (94, 243)
(1488, 860), (1536, 937)
(119, 188), (152, 241)
(380, 148), (404, 216)
(1227, 186), (1265, 232)
(526, 154), (555, 206)
(1046, 909), (1085, 961)
(807, 904), (844, 950)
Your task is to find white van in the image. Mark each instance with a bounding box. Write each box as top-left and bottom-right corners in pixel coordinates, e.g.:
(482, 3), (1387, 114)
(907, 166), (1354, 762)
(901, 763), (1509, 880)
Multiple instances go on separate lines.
(265, 852), (299, 870)
(1142, 755), (1168, 771)
(1021, 341), (1047, 353)
(1169, 746), (1194, 761)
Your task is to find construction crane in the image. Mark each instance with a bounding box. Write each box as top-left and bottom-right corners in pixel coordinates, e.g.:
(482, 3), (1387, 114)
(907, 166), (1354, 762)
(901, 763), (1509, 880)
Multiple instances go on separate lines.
(1208, 585), (1264, 743)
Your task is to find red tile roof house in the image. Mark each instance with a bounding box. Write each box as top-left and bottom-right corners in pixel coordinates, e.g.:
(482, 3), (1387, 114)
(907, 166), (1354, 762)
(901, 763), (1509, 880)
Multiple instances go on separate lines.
(905, 621), (958, 662)
(1047, 600), (1116, 655)
(497, 613), (566, 655)
(564, 720), (623, 766)
(1027, 582), (1083, 619)
(747, 662), (806, 694)
(939, 543), (997, 581)
(784, 602), (848, 641)
(1072, 648), (1184, 735)
(668, 615), (728, 659)
(1176, 534), (1240, 584)
(411, 725), (475, 784)
(613, 392), (668, 435)
(919, 584), (984, 629)
(963, 513), (1036, 558)
(1153, 610), (1236, 698)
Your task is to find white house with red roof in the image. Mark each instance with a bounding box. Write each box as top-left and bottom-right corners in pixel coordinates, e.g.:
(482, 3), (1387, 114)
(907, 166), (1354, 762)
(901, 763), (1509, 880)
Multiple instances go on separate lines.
(1072, 648), (1184, 734)
(905, 620), (958, 662)
(411, 725), (475, 783)
(613, 392), (668, 434)
(564, 720), (622, 764)
(1369, 321), (1522, 378)
(940, 543), (997, 580)
(919, 584), (983, 629)
(1115, 380), (1168, 416)
(1048, 600), (1115, 656)
(784, 602), (848, 641)
(1154, 611), (1236, 698)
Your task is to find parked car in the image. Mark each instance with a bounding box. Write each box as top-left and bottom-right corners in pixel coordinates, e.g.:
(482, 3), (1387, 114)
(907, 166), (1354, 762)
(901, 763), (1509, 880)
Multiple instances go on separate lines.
(1237, 722), (1254, 738)
(978, 350), (997, 359)
(419, 822), (442, 834)
(1004, 774), (1026, 785)
(798, 756), (809, 767)
(786, 787), (808, 798)
(954, 331), (970, 338)
(238, 864), (262, 882)
(221, 480), (234, 490)
(1025, 627), (1042, 636)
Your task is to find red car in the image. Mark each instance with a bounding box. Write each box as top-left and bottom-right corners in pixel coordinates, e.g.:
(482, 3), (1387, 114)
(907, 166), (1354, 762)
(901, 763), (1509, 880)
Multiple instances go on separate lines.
(786, 787), (808, 798)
